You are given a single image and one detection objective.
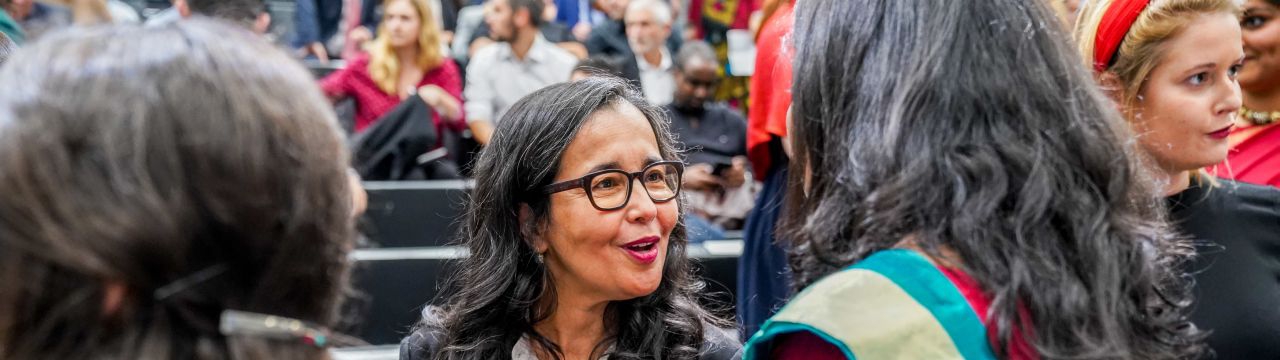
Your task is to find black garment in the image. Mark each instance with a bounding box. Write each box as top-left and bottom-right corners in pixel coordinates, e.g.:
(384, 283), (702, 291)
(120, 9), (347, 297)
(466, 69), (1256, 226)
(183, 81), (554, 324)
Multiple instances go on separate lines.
(399, 306), (743, 359)
(351, 94), (460, 180)
(1168, 179), (1280, 359)
(664, 103), (747, 168)
(292, 0), (343, 48)
(585, 19), (682, 84)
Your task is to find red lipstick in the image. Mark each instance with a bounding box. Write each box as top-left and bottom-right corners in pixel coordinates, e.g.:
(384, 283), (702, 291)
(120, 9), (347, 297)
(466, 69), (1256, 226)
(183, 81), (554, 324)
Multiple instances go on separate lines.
(1209, 125), (1233, 140)
(620, 236), (661, 264)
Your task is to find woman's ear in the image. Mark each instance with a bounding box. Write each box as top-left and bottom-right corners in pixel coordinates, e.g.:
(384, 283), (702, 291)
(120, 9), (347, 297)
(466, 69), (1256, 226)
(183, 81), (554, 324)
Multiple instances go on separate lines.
(101, 280), (128, 318)
(519, 203), (548, 253)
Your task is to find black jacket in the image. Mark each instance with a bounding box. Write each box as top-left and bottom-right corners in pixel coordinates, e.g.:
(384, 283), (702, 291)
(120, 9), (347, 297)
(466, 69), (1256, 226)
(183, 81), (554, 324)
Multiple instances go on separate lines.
(350, 94), (460, 180)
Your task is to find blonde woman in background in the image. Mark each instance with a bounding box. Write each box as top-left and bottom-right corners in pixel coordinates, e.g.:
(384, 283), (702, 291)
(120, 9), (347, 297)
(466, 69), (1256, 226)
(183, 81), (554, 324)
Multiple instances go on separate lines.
(1076, 0), (1280, 358)
(320, 0), (464, 134)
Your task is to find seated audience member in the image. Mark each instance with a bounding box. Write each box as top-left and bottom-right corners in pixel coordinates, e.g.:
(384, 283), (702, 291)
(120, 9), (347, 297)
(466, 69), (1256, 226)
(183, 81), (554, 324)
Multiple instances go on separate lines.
(467, 0), (586, 59)
(464, 0), (576, 145)
(625, 0), (675, 105)
(553, 0), (603, 40)
(321, 0), (464, 134)
(146, 0), (271, 34)
(348, 0), (468, 59)
(2, 0), (70, 41)
(0, 20), (360, 360)
(400, 76), (740, 360)
(585, 0), (679, 61)
(292, 0), (384, 61)
(569, 55), (623, 80)
(665, 40), (751, 241)
(1076, 0), (1280, 357)
(742, 0), (1204, 358)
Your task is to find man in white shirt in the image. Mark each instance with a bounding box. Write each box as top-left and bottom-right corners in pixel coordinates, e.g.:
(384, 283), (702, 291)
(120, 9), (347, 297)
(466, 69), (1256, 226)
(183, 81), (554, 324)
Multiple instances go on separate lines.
(624, 0), (674, 106)
(465, 0), (578, 145)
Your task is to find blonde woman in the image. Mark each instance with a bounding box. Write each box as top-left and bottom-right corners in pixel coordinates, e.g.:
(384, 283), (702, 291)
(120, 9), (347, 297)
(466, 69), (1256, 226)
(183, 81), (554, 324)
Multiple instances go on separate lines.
(321, 0), (464, 134)
(1076, 0), (1280, 358)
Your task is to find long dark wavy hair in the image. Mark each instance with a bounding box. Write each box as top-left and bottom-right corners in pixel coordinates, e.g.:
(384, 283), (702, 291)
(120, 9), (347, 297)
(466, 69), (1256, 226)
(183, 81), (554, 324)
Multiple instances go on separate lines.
(0, 20), (355, 360)
(423, 77), (725, 359)
(783, 0), (1202, 358)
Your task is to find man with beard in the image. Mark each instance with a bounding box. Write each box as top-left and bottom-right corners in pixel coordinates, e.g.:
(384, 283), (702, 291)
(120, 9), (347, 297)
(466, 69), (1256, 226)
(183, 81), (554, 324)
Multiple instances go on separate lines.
(464, 0), (577, 145)
(664, 40), (753, 241)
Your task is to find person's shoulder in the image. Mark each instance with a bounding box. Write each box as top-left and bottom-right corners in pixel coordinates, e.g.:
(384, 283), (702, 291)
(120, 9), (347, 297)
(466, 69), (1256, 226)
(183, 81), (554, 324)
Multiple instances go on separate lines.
(707, 104), (747, 122)
(700, 324), (744, 360)
(590, 20), (623, 34)
(541, 22), (577, 43)
(706, 103), (748, 130)
(1218, 179), (1280, 215)
(344, 53), (373, 67)
(433, 58), (461, 74)
(542, 44), (579, 68)
(400, 306), (448, 360)
(471, 42), (505, 64)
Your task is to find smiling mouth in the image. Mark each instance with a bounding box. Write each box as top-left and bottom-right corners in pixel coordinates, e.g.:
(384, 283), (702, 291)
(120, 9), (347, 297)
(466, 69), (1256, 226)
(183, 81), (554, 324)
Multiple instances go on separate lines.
(620, 236), (661, 264)
(623, 239), (657, 252)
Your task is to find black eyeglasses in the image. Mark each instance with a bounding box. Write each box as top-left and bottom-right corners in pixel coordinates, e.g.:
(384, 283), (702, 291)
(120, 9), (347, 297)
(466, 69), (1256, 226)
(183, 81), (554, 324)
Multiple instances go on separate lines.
(542, 161), (684, 211)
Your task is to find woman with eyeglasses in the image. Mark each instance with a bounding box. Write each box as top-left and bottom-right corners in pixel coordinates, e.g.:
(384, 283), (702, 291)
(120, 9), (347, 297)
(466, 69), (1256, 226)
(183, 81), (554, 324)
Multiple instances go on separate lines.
(400, 77), (741, 360)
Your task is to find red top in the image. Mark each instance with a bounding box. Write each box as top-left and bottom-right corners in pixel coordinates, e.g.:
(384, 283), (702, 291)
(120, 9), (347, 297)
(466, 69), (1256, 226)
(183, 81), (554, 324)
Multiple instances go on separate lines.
(745, 1), (793, 179)
(319, 54), (465, 133)
(1208, 123), (1280, 188)
(769, 267), (1039, 360)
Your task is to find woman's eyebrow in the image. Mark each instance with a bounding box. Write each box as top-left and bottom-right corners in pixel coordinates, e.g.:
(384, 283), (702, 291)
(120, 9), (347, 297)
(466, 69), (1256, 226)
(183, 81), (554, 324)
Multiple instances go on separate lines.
(587, 161), (623, 173)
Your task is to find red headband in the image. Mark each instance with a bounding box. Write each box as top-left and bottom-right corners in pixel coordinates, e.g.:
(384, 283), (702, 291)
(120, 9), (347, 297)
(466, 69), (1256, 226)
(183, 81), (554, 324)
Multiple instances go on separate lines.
(1093, 0), (1152, 73)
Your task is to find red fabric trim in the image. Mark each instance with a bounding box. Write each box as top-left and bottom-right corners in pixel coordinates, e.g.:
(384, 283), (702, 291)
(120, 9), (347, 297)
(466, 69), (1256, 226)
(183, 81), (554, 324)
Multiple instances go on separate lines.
(1093, 0), (1151, 72)
(938, 267), (1040, 360)
(769, 332), (846, 360)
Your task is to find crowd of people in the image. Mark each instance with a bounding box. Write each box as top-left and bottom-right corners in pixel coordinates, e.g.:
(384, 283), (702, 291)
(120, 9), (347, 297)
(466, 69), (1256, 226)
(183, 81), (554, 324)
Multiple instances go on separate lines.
(0, 0), (1277, 359)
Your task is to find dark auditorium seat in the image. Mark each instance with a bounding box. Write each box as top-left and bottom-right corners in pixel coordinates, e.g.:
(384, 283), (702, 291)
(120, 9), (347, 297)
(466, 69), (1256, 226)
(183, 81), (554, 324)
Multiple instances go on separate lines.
(306, 59), (346, 79)
(343, 247), (464, 346)
(688, 240), (742, 321)
(360, 181), (471, 248)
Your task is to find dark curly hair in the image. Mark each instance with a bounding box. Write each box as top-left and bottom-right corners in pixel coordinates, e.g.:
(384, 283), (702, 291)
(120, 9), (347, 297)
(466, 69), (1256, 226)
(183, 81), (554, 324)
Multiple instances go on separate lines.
(783, 0), (1203, 358)
(0, 20), (355, 360)
(421, 77), (728, 359)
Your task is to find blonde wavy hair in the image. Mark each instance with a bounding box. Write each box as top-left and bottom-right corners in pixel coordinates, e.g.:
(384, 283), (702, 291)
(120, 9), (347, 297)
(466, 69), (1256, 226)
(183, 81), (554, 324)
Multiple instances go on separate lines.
(368, 0), (445, 94)
(1075, 0), (1239, 113)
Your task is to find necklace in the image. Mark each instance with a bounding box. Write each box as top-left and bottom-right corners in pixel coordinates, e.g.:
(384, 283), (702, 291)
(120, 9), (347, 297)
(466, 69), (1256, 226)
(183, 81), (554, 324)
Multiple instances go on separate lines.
(1240, 106), (1280, 125)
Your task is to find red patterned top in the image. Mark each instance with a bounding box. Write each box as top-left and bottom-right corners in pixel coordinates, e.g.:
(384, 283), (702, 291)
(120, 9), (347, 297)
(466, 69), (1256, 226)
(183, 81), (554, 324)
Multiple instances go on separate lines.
(1208, 123), (1280, 188)
(320, 54), (465, 133)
